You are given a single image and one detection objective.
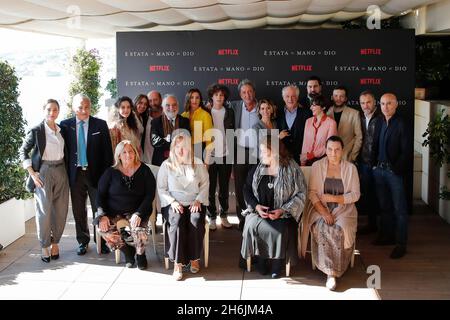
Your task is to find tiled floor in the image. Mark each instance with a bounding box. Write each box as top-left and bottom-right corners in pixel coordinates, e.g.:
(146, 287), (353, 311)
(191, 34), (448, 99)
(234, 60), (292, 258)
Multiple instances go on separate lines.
(0, 200), (448, 300)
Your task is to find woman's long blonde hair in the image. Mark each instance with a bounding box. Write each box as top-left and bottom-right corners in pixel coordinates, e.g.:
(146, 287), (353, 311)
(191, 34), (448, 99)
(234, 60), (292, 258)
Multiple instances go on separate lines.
(112, 140), (140, 169)
(166, 130), (200, 176)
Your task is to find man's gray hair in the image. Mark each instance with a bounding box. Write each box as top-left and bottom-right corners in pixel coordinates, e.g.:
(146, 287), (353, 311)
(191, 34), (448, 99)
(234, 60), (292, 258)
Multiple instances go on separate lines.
(162, 93), (178, 107)
(282, 85), (300, 98)
(72, 93), (91, 109)
(238, 79), (256, 93)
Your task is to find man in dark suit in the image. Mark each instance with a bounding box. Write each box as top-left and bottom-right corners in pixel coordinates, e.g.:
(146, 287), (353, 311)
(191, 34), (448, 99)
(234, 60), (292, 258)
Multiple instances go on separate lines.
(150, 94), (190, 166)
(229, 79), (259, 231)
(60, 94), (113, 255)
(277, 85), (312, 164)
(371, 93), (411, 259)
(357, 91), (382, 234)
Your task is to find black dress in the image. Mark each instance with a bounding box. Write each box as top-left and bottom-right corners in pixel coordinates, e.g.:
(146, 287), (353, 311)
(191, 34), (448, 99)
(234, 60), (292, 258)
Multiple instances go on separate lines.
(241, 166), (298, 263)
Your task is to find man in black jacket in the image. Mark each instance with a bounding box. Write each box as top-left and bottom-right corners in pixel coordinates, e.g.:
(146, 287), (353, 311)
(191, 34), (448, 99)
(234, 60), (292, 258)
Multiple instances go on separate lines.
(372, 93), (411, 259)
(150, 94), (190, 166)
(277, 85), (312, 164)
(60, 94), (113, 255)
(357, 91), (382, 234)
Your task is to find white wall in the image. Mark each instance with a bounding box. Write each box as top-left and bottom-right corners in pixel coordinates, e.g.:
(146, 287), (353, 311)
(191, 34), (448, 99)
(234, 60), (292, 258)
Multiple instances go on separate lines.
(0, 198), (25, 248)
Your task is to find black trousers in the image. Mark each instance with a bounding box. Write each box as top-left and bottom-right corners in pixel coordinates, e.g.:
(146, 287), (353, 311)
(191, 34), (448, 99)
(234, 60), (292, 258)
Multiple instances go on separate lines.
(208, 158), (232, 219)
(234, 147), (257, 230)
(162, 205), (206, 265)
(70, 168), (102, 246)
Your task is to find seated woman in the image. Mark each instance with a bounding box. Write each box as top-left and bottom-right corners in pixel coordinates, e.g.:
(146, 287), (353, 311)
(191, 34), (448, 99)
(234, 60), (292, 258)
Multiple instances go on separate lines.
(19, 99), (69, 262)
(109, 96), (142, 156)
(241, 136), (307, 278)
(300, 136), (360, 290)
(300, 94), (337, 166)
(157, 131), (209, 281)
(95, 140), (156, 270)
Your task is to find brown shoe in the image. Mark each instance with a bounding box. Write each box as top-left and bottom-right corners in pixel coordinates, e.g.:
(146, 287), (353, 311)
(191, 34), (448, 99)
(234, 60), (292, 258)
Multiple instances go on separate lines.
(190, 259), (200, 274)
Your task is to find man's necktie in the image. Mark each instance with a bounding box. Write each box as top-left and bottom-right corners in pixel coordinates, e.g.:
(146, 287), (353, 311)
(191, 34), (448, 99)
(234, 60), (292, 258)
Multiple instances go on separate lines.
(78, 120), (88, 167)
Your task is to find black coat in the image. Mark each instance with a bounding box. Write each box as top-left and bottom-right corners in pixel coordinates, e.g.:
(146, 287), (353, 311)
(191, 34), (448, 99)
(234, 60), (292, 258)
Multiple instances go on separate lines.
(150, 115), (190, 166)
(60, 116), (113, 188)
(19, 121), (67, 192)
(358, 110), (383, 166)
(372, 112), (411, 176)
(276, 105), (312, 164)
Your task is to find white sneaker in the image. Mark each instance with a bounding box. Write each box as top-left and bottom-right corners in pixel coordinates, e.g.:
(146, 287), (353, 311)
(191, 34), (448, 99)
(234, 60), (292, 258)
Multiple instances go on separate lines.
(220, 217), (232, 229)
(209, 219), (217, 231)
(326, 276), (337, 291)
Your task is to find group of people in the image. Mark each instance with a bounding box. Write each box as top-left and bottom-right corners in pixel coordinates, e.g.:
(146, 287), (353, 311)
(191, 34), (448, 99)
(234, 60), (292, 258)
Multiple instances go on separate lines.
(19, 76), (411, 290)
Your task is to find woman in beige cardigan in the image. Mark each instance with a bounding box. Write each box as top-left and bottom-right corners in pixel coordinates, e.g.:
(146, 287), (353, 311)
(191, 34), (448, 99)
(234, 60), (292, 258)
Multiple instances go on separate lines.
(300, 136), (360, 290)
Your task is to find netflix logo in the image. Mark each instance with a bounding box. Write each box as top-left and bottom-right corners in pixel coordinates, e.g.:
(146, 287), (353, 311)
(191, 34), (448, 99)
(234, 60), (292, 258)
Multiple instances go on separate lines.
(360, 78), (382, 85)
(291, 65), (313, 71)
(218, 78), (239, 85)
(218, 49), (239, 55)
(149, 65), (170, 72)
(360, 48), (382, 55)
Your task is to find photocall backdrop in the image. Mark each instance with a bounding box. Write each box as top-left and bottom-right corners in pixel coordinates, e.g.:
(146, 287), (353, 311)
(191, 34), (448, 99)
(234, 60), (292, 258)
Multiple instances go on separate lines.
(117, 29), (415, 206)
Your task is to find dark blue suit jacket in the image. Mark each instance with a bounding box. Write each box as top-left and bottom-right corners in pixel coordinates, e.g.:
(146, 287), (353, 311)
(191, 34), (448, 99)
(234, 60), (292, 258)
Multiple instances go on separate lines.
(60, 116), (113, 188)
(372, 112), (411, 176)
(276, 105), (312, 164)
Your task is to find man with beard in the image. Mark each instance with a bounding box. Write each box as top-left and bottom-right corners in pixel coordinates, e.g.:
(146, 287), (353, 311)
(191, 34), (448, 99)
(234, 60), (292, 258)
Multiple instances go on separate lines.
(327, 86), (362, 162)
(300, 76), (330, 109)
(147, 90), (163, 118)
(357, 91), (383, 234)
(150, 94), (190, 166)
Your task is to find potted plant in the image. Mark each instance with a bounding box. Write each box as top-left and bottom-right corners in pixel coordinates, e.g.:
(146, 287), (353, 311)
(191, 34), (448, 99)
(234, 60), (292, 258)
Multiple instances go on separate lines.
(422, 109), (450, 199)
(68, 48), (102, 115)
(0, 60), (28, 247)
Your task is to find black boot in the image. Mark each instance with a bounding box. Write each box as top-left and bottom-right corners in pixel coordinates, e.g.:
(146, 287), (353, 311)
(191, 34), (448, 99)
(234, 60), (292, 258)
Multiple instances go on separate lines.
(271, 259), (282, 279)
(136, 253), (148, 270)
(121, 244), (136, 268)
(256, 257), (269, 276)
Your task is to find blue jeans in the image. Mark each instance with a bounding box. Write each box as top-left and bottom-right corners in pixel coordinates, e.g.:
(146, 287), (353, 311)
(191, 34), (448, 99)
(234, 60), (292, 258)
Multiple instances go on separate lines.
(373, 167), (409, 246)
(358, 163), (380, 227)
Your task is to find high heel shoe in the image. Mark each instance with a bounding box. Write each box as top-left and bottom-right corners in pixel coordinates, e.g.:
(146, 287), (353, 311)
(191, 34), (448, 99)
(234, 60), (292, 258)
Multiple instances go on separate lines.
(41, 247), (50, 263)
(50, 244), (59, 260)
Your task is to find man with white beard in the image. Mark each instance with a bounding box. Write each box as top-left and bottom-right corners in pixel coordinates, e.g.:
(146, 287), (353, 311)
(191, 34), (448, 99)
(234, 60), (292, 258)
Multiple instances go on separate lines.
(150, 94), (190, 166)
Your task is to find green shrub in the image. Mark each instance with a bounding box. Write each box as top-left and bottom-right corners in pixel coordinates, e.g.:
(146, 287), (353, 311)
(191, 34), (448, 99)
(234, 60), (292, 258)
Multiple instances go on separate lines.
(106, 78), (117, 99)
(68, 48), (102, 116)
(0, 60), (28, 204)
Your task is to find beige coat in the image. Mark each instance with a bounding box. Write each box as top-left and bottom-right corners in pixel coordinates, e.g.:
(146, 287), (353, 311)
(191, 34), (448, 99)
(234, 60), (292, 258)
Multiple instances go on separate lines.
(300, 157), (360, 257)
(327, 106), (362, 162)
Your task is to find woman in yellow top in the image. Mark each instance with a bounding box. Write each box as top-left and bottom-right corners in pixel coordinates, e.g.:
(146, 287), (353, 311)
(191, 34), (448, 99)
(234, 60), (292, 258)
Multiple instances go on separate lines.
(181, 88), (213, 161)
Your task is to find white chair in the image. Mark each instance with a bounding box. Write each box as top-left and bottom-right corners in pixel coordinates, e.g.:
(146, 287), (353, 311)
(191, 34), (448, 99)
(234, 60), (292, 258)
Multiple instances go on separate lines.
(245, 255), (292, 277)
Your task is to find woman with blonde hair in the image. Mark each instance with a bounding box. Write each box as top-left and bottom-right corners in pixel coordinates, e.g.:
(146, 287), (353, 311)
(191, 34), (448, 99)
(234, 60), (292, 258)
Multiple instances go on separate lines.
(95, 140), (156, 270)
(157, 131), (209, 280)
